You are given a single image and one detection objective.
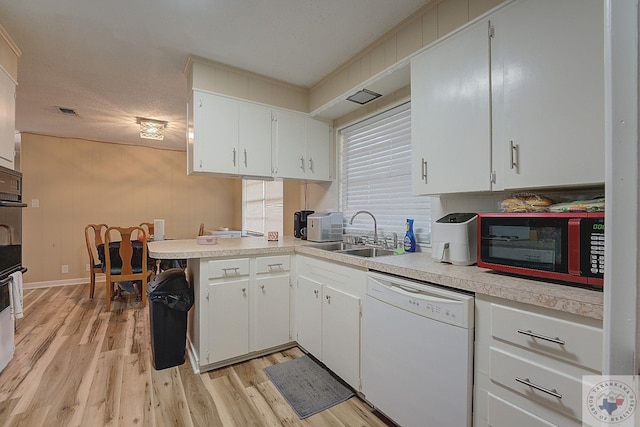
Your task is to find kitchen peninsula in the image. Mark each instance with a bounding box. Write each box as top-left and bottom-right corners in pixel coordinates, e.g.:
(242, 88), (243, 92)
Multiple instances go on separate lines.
(150, 236), (604, 426)
(148, 237), (603, 320)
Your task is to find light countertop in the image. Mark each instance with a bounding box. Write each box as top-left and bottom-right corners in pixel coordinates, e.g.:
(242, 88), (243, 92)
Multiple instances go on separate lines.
(148, 236), (604, 320)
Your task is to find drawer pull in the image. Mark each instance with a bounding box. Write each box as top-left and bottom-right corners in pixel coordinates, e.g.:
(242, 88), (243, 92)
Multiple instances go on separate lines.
(222, 267), (240, 275)
(267, 263), (283, 269)
(515, 377), (562, 399)
(517, 329), (566, 345)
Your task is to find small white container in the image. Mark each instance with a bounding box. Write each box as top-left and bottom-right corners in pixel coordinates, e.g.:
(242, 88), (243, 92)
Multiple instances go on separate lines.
(196, 235), (218, 245)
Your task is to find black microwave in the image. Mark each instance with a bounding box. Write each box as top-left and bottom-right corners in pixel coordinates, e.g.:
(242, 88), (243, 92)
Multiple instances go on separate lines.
(477, 212), (604, 287)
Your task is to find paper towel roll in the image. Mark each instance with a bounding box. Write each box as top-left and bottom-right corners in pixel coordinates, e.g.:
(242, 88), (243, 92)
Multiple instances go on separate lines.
(154, 219), (165, 241)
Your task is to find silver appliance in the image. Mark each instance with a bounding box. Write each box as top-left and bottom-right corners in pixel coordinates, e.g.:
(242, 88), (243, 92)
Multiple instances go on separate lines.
(431, 212), (478, 266)
(306, 212), (343, 242)
(362, 272), (474, 427)
(0, 165), (27, 373)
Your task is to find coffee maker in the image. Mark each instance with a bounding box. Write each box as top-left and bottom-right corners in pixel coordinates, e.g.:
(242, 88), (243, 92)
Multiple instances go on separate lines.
(294, 210), (314, 239)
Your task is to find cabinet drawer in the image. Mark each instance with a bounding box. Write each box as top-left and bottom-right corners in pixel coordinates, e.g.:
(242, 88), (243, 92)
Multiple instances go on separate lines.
(256, 255), (290, 274)
(490, 347), (583, 420)
(491, 302), (602, 371)
(207, 258), (250, 279)
(488, 393), (559, 427)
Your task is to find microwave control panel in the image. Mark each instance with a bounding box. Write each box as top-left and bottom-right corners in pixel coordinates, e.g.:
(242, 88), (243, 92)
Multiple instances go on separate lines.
(583, 217), (605, 278)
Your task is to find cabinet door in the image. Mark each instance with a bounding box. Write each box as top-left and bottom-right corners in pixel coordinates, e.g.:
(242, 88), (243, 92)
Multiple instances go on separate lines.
(322, 286), (361, 390)
(0, 72), (15, 169)
(238, 102), (273, 177)
(253, 275), (290, 351)
(205, 279), (249, 364)
(305, 118), (332, 181)
(295, 275), (322, 356)
(274, 110), (307, 179)
(411, 19), (491, 195)
(492, 0), (604, 189)
(192, 91), (239, 174)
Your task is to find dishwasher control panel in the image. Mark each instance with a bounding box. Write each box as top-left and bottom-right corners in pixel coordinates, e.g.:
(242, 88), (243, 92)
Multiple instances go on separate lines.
(366, 272), (474, 328)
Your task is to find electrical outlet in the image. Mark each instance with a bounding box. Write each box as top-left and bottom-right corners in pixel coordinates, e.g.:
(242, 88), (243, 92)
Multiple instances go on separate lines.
(61, 265), (69, 274)
(31, 199), (39, 208)
(86, 264), (90, 272)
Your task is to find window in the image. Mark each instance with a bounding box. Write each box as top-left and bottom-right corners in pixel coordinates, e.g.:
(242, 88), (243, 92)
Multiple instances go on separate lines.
(339, 102), (431, 246)
(242, 179), (283, 237)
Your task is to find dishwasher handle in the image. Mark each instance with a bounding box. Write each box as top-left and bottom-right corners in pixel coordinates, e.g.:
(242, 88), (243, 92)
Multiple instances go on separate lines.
(390, 283), (460, 304)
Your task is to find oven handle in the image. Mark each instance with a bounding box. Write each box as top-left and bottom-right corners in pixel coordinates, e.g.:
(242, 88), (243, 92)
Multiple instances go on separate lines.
(0, 266), (28, 285)
(0, 201), (28, 208)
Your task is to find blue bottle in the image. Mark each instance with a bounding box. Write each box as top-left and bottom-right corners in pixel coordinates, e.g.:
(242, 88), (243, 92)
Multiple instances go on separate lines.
(403, 219), (416, 252)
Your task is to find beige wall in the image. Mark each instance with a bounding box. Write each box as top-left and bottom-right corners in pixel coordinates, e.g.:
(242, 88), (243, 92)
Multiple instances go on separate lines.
(21, 133), (243, 285)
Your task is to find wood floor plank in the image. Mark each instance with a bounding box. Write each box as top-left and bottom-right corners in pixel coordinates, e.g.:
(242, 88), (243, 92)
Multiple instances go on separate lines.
(150, 365), (194, 427)
(203, 369), (268, 427)
(81, 350), (125, 427)
(118, 351), (155, 427)
(177, 359), (224, 427)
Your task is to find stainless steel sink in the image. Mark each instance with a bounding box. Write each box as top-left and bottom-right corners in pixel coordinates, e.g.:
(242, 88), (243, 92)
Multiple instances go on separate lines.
(335, 247), (395, 258)
(305, 242), (395, 257)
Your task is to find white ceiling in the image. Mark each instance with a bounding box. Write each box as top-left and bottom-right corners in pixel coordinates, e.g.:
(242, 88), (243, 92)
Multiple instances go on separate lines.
(0, 0), (428, 151)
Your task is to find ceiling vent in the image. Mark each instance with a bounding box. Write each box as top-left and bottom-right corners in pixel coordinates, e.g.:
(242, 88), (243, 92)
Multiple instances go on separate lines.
(346, 88), (382, 105)
(56, 106), (78, 116)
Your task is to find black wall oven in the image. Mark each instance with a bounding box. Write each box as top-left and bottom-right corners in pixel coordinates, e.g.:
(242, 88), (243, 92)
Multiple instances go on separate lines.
(0, 165), (26, 280)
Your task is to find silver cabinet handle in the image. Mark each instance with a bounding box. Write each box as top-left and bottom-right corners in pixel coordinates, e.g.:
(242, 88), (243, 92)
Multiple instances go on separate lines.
(421, 158), (427, 182)
(267, 263), (283, 270)
(242, 288), (247, 295)
(199, 160), (203, 169)
(243, 148), (247, 167)
(509, 140), (518, 171)
(325, 295), (331, 303)
(232, 148), (237, 166)
(260, 285), (265, 291)
(308, 157), (314, 172)
(300, 156), (305, 171)
(222, 267), (240, 275)
(515, 377), (562, 399)
(313, 289), (319, 297)
(517, 329), (566, 345)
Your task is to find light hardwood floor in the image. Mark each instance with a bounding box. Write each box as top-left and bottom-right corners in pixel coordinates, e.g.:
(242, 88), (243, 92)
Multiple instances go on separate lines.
(0, 283), (393, 427)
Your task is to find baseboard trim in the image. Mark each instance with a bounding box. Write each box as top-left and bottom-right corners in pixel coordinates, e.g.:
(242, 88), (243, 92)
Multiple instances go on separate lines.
(24, 277), (102, 290)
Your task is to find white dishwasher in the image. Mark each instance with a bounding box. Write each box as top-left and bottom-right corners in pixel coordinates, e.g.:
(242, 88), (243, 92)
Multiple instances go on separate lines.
(362, 272), (474, 427)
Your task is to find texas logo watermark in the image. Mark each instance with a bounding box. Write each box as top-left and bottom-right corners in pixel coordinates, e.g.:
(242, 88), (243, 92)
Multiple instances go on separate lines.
(583, 375), (638, 426)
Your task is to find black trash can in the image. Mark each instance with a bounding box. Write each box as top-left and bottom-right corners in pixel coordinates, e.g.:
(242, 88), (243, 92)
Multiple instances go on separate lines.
(147, 268), (194, 370)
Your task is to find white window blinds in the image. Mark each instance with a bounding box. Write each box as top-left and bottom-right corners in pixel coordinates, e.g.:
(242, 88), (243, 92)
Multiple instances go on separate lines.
(242, 179), (283, 237)
(339, 102), (431, 245)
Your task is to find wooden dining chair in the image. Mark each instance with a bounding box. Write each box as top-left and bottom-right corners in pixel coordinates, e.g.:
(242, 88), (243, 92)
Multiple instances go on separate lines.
(139, 222), (154, 238)
(104, 226), (154, 312)
(84, 223), (108, 299)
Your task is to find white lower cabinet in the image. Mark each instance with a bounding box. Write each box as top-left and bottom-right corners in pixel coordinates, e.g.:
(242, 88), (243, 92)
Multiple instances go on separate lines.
(295, 255), (365, 391)
(474, 295), (603, 427)
(187, 254), (293, 372)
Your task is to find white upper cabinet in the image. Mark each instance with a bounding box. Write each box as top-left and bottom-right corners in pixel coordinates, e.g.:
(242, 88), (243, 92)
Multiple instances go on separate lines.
(411, 0), (605, 195)
(273, 110), (306, 179)
(273, 110), (332, 181)
(491, 0), (604, 190)
(188, 90), (239, 175)
(0, 71), (16, 169)
(411, 18), (491, 195)
(188, 89), (331, 180)
(238, 102), (273, 177)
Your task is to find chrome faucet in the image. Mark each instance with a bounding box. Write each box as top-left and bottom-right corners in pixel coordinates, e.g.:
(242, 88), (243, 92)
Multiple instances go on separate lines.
(350, 210), (377, 244)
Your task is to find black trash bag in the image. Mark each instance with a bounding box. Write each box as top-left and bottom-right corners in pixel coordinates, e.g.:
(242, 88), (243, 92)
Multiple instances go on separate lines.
(147, 268), (194, 311)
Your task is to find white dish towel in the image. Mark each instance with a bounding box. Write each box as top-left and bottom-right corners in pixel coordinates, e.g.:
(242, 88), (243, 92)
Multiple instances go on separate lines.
(8, 271), (23, 319)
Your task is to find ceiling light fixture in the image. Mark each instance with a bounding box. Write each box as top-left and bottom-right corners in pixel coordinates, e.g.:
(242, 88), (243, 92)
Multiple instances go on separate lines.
(136, 117), (168, 140)
(346, 88), (382, 105)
